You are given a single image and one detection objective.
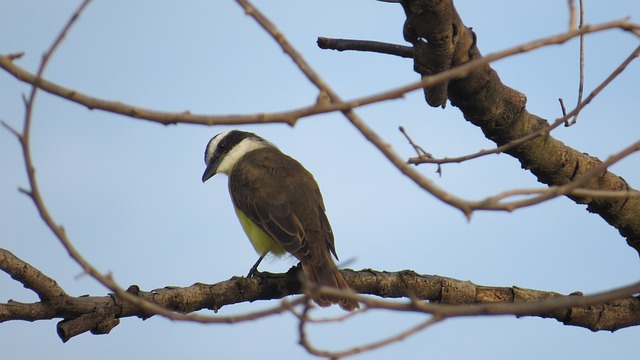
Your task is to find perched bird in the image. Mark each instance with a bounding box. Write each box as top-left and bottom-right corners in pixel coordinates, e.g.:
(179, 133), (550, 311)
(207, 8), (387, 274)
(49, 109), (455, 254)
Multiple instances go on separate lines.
(202, 130), (359, 311)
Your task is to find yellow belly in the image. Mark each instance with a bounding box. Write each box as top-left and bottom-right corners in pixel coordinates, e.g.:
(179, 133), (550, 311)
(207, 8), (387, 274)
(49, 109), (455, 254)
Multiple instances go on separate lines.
(235, 207), (286, 256)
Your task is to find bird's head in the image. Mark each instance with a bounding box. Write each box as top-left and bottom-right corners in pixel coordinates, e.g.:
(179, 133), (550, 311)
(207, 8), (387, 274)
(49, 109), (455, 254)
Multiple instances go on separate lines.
(202, 130), (272, 182)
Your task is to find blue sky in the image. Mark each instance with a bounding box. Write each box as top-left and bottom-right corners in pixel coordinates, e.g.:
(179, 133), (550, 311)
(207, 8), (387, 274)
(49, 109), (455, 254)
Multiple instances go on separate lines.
(1, 1), (639, 359)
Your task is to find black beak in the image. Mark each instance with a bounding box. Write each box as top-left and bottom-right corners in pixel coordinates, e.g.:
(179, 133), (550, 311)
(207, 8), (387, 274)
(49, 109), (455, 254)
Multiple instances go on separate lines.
(202, 156), (222, 183)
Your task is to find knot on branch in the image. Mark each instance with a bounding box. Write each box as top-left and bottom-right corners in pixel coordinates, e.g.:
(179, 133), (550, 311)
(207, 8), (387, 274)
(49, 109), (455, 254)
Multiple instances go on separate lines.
(400, 0), (465, 107)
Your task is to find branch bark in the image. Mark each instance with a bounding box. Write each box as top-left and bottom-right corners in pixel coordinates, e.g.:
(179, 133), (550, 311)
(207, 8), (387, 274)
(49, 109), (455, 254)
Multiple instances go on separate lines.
(2, 248), (638, 342)
(398, 0), (640, 253)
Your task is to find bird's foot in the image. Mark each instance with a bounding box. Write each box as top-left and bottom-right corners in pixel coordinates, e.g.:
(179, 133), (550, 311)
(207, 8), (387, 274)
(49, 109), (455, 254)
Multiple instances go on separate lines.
(247, 264), (263, 278)
(246, 252), (268, 278)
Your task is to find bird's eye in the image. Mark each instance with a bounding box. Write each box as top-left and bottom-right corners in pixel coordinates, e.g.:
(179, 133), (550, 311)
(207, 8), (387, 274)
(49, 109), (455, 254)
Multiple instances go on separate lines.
(217, 143), (226, 151)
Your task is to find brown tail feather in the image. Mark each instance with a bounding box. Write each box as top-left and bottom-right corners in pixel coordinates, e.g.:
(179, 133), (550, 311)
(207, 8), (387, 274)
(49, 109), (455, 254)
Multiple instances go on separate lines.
(302, 261), (359, 311)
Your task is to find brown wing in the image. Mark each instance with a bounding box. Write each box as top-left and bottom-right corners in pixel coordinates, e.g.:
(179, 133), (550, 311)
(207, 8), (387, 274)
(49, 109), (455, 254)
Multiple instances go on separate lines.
(229, 147), (336, 265)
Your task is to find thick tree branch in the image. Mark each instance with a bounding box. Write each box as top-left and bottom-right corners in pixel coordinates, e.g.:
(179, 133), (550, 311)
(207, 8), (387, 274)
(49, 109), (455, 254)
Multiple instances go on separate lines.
(2, 249), (639, 342)
(397, 0), (640, 253)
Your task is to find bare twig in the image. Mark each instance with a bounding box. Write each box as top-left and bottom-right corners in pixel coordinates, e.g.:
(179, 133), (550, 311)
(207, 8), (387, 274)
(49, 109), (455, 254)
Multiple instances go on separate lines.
(399, 126), (441, 175)
(13, 0), (175, 324)
(559, 97), (568, 116)
(0, 120), (21, 138)
(7, 51), (24, 61)
(316, 279), (640, 322)
(399, 126), (430, 159)
(317, 36), (414, 58)
(568, 0), (577, 30)
(566, 0), (586, 127)
(299, 311), (442, 359)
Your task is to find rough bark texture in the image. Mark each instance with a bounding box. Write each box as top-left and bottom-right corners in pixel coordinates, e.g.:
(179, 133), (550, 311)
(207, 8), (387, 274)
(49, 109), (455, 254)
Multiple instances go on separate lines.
(2, 248), (639, 341)
(400, 0), (640, 253)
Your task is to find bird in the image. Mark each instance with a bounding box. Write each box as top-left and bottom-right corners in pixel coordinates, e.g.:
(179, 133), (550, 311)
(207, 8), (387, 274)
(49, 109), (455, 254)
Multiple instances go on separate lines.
(201, 130), (359, 311)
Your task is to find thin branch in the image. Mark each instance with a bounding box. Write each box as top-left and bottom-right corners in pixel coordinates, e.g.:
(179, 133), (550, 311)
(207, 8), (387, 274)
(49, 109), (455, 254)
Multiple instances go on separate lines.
(473, 140), (640, 211)
(316, 277), (640, 325)
(299, 310), (442, 359)
(568, 0), (577, 31)
(10, 0), (305, 329)
(559, 97), (568, 117)
(317, 36), (414, 58)
(399, 126), (441, 176)
(566, 0), (586, 127)
(1, 20), (635, 131)
(0, 120), (21, 139)
(17, 0), (124, 313)
(0, 248), (66, 301)
(0, 55), (300, 126)
(399, 126), (431, 159)
(234, 0), (336, 103)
